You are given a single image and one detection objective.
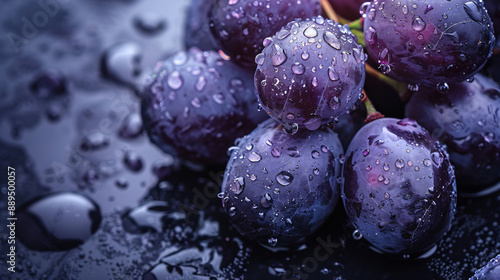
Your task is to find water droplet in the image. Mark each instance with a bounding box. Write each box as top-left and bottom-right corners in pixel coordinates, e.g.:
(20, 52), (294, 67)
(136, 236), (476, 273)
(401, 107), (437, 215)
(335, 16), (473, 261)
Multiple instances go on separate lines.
(312, 77), (318, 87)
(123, 152), (143, 172)
(261, 193), (273, 208)
(359, 2), (370, 18)
(229, 206), (237, 216)
(213, 92), (225, 104)
(268, 237), (278, 246)
(301, 51), (310, 60)
(191, 97), (202, 108)
(324, 31), (341, 50)
(230, 177), (245, 195)
(384, 192), (390, 199)
(437, 82), (449, 92)
(304, 26), (318, 38)
(311, 150), (320, 159)
(362, 149), (370, 157)
(424, 5), (434, 14)
(368, 8), (376, 20)
(263, 37), (273, 47)
(464, 1), (483, 22)
(248, 152), (262, 163)
(119, 113), (143, 139)
(423, 158), (431, 167)
(412, 17), (426, 31)
(378, 174), (385, 182)
(353, 229), (362, 240)
(228, 0), (238, 5)
(102, 42), (142, 85)
(313, 168), (320, 175)
(366, 165), (372, 171)
(276, 171), (294, 186)
(365, 26), (376, 44)
(431, 152), (443, 166)
(353, 47), (363, 63)
(271, 148), (281, 157)
(167, 71), (183, 90)
(291, 62), (305, 74)
(277, 29), (291, 40)
(328, 67), (340, 81)
(329, 96), (341, 110)
(271, 44), (287, 66)
(383, 163), (389, 171)
(402, 5), (409, 15)
(255, 53), (265, 65)
(18, 192), (101, 251)
(304, 116), (322, 130)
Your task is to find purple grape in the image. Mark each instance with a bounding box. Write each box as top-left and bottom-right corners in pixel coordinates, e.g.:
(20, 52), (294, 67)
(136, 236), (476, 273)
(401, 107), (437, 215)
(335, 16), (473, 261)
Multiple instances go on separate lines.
(255, 16), (366, 130)
(363, 0), (495, 88)
(342, 118), (457, 255)
(209, 0), (322, 68)
(221, 118), (344, 247)
(141, 48), (267, 164)
(405, 74), (500, 193)
(471, 254), (500, 280)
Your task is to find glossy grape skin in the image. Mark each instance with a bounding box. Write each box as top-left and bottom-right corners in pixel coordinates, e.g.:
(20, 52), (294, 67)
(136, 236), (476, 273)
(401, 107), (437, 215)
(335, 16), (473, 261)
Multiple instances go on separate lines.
(141, 48), (267, 165)
(221, 118), (344, 247)
(342, 118), (457, 255)
(209, 0), (321, 68)
(328, 0), (366, 21)
(471, 254), (500, 280)
(363, 0), (495, 88)
(405, 74), (500, 193)
(255, 16), (366, 130)
(184, 0), (217, 51)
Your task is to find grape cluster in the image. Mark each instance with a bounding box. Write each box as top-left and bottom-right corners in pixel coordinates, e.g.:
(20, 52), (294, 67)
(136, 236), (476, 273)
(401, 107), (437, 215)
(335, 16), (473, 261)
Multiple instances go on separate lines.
(140, 0), (500, 265)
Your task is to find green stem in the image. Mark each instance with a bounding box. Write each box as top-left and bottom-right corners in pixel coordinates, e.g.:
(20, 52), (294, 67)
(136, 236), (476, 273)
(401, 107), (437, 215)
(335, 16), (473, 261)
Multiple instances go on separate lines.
(348, 18), (363, 31)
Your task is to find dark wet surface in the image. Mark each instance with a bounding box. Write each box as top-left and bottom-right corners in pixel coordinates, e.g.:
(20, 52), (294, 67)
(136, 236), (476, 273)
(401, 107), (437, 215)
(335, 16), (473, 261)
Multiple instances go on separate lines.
(1, 1), (500, 279)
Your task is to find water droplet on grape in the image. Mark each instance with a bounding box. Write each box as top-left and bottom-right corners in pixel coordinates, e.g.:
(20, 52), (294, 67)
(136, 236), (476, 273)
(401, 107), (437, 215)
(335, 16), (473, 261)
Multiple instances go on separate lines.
(248, 152), (262, 162)
(412, 17), (426, 32)
(276, 171), (294, 186)
(291, 62), (305, 74)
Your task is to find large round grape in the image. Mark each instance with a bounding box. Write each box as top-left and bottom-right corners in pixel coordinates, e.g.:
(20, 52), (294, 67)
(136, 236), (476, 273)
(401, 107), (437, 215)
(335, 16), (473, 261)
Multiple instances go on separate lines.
(363, 0), (495, 88)
(209, 0), (321, 68)
(221, 118), (344, 247)
(405, 74), (500, 193)
(141, 48), (267, 164)
(342, 118), (457, 255)
(255, 16), (366, 130)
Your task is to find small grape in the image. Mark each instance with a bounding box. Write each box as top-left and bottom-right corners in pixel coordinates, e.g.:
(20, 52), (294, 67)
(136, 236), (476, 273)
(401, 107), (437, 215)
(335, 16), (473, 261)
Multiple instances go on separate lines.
(255, 16), (366, 130)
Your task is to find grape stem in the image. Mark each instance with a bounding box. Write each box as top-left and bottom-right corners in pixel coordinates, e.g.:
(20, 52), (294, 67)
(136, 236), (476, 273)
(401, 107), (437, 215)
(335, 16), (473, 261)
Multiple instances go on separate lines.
(320, 0), (348, 24)
(348, 18), (363, 31)
(361, 89), (384, 123)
